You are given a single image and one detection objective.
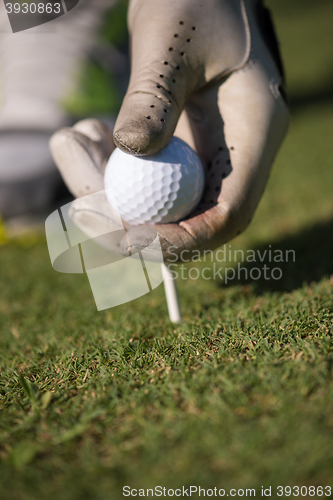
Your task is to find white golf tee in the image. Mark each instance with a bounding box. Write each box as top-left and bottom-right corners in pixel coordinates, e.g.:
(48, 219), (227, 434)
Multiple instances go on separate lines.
(161, 263), (182, 323)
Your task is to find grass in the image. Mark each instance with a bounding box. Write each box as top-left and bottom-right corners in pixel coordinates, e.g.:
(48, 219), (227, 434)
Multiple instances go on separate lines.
(1, 1), (333, 498)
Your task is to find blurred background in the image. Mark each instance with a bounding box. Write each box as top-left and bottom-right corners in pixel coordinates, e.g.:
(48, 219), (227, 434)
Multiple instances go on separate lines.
(1, 0), (332, 287)
(1, 0), (332, 249)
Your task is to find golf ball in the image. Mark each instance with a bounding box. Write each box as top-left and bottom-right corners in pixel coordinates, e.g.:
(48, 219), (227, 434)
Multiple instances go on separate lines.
(104, 137), (204, 225)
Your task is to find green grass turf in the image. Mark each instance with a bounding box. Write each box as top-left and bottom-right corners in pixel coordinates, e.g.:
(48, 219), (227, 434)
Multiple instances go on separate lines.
(1, 1), (333, 498)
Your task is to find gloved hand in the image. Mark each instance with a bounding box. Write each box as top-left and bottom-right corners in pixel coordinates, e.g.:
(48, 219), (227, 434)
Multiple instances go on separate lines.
(50, 0), (289, 261)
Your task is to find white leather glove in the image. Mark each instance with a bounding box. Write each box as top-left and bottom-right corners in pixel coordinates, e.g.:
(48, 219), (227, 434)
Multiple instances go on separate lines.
(50, 0), (289, 261)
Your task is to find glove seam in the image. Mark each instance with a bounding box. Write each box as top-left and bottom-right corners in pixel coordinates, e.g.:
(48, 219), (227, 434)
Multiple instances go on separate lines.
(113, 132), (137, 154)
(201, 0), (251, 90)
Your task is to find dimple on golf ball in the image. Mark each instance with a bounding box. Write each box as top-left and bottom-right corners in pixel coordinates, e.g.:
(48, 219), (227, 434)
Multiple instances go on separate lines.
(104, 137), (204, 225)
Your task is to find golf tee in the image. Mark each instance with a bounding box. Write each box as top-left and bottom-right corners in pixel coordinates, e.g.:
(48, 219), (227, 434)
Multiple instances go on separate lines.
(161, 263), (182, 323)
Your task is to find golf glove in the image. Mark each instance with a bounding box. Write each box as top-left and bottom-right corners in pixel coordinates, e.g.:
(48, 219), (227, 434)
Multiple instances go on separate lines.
(50, 0), (289, 260)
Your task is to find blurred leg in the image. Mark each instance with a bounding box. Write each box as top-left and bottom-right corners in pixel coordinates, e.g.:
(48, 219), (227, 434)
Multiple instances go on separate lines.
(0, 0), (114, 218)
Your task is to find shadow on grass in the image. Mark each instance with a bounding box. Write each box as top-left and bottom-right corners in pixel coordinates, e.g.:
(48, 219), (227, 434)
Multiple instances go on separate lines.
(223, 218), (333, 293)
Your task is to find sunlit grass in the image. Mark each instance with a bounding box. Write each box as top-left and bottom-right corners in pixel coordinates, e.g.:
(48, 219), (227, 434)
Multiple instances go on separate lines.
(0, 1), (333, 499)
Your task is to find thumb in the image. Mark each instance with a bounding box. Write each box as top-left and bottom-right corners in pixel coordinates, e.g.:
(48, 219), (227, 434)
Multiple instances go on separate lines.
(113, 0), (202, 156)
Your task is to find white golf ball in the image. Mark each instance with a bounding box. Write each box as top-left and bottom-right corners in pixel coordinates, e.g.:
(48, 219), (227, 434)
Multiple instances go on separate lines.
(104, 136), (204, 225)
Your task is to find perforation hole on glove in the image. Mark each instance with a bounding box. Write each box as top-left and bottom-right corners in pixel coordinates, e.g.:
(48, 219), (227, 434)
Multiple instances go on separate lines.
(144, 20), (199, 128)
